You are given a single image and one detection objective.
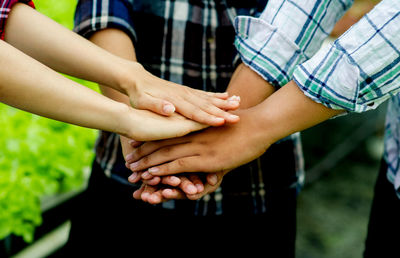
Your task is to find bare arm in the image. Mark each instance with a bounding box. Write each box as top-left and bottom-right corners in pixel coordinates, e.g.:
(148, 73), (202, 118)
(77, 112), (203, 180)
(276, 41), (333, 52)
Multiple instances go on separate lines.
(4, 3), (240, 125)
(227, 63), (275, 109)
(87, 28), (137, 158)
(0, 39), (206, 141)
(126, 80), (343, 177)
(130, 62), (278, 203)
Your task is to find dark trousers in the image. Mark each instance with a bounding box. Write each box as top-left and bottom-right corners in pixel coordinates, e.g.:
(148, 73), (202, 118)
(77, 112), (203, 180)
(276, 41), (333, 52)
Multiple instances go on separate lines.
(364, 160), (400, 258)
(58, 161), (297, 257)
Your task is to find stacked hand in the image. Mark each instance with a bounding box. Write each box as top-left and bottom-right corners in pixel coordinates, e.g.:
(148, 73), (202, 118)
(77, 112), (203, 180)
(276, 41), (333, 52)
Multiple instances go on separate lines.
(122, 62), (242, 126)
(124, 106), (272, 204)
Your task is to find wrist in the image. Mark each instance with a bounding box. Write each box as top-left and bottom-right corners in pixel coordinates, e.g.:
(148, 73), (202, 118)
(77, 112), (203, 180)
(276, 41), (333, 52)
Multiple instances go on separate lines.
(113, 102), (138, 138)
(235, 107), (274, 154)
(115, 60), (143, 96)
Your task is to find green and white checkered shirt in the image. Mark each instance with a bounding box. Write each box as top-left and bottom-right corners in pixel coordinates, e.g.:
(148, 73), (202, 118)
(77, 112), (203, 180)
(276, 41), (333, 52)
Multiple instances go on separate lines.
(235, 0), (400, 197)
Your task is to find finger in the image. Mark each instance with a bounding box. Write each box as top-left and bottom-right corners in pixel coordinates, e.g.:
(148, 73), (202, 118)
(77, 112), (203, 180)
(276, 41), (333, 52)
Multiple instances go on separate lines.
(210, 95), (241, 111)
(178, 175), (199, 195)
(147, 156), (208, 177)
(128, 172), (140, 183)
(143, 176), (161, 186)
(129, 143), (195, 172)
(175, 101), (226, 126)
(206, 173), (218, 186)
(141, 171), (154, 180)
(160, 176), (181, 187)
(133, 184), (145, 199)
(135, 94), (176, 116)
(141, 185), (158, 202)
(189, 174), (204, 192)
(196, 102), (240, 124)
(127, 137), (189, 163)
(188, 173), (224, 200)
(162, 188), (187, 200)
(147, 189), (163, 204)
(129, 139), (143, 148)
(201, 91), (229, 99)
(180, 93), (240, 124)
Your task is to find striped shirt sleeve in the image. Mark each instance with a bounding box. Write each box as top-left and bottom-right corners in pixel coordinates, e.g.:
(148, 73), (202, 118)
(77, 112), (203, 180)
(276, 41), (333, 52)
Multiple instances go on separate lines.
(293, 0), (400, 113)
(234, 0), (353, 88)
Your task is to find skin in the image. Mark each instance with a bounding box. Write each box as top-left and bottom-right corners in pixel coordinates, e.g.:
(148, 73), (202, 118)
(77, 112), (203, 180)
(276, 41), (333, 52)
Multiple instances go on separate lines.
(128, 63), (278, 203)
(5, 3), (240, 127)
(127, 79), (344, 202)
(85, 27), (240, 198)
(0, 38), (207, 141)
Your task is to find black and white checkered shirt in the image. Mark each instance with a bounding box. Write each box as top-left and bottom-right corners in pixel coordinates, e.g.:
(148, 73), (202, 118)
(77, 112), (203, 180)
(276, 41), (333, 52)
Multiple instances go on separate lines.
(74, 0), (304, 215)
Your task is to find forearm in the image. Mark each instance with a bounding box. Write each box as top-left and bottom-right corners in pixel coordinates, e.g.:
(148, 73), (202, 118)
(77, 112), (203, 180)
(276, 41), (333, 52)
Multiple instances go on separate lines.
(227, 63), (275, 109)
(88, 28), (138, 152)
(252, 81), (344, 145)
(0, 40), (130, 135)
(4, 3), (132, 93)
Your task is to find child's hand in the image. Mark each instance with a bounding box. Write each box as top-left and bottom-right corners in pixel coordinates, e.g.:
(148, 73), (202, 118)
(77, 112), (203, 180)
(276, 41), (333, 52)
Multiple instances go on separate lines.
(122, 62), (241, 126)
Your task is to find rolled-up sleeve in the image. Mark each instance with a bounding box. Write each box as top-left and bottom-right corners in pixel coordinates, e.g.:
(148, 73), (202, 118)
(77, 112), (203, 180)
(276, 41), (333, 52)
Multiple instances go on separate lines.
(74, 0), (137, 44)
(293, 0), (400, 113)
(234, 0), (353, 88)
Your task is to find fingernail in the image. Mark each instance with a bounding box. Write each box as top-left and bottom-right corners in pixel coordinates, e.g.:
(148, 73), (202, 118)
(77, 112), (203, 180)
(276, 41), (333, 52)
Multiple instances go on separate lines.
(141, 192), (150, 201)
(214, 117), (225, 123)
(171, 176), (180, 185)
(128, 172), (137, 182)
(228, 114), (239, 121)
(149, 194), (161, 204)
(130, 162), (139, 170)
(228, 95), (239, 102)
(209, 174), (218, 185)
(128, 139), (137, 145)
(187, 185), (197, 194)
(148, 167), (159, 173)
(163, 104), (175, 114)
(195, 184), (204, 192)
(142, 171), (152, 179)
(125, 153), (134, 162)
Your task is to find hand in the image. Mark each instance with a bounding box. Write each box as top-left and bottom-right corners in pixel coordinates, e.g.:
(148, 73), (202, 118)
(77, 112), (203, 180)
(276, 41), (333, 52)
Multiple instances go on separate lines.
(122, 62), (241, 126)
(123, 107), (209, 141)
(125, 107), (270, 176)
(130, 173), (223, 204)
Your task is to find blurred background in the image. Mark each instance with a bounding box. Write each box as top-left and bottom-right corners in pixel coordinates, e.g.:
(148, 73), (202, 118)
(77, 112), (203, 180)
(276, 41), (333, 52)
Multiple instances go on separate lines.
(0, 0), (385, 257)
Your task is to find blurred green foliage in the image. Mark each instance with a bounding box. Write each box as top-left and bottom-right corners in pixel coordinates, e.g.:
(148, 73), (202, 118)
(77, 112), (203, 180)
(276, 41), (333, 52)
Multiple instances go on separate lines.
(0, 0), (98, 242)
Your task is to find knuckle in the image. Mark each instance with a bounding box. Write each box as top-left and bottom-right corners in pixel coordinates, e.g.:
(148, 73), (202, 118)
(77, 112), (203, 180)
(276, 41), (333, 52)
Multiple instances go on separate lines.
(134, 147), (144, 158)
(177, 159), (186, 167)
(161, 146), (172, 154)
(140, 156), (150, 166)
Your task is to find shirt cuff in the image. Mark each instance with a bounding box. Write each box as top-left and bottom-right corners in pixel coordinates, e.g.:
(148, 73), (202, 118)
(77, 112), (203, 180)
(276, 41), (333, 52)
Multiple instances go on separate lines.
(293, 45), (358, 112)
(293, 0), (400, 113)
(234, 16), (308, 89)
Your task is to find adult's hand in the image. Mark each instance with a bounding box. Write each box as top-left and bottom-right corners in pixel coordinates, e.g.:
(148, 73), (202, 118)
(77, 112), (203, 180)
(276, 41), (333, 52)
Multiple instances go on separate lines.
(132, 172), (224, 204)
(125, 107), (270, 176)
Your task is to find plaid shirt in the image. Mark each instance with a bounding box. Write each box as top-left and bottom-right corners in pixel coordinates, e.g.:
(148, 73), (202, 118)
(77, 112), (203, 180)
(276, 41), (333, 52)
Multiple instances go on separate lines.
(236, 0), (400, 196)
(74, 0), (304, 215)
(0, 0), (35, 40)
